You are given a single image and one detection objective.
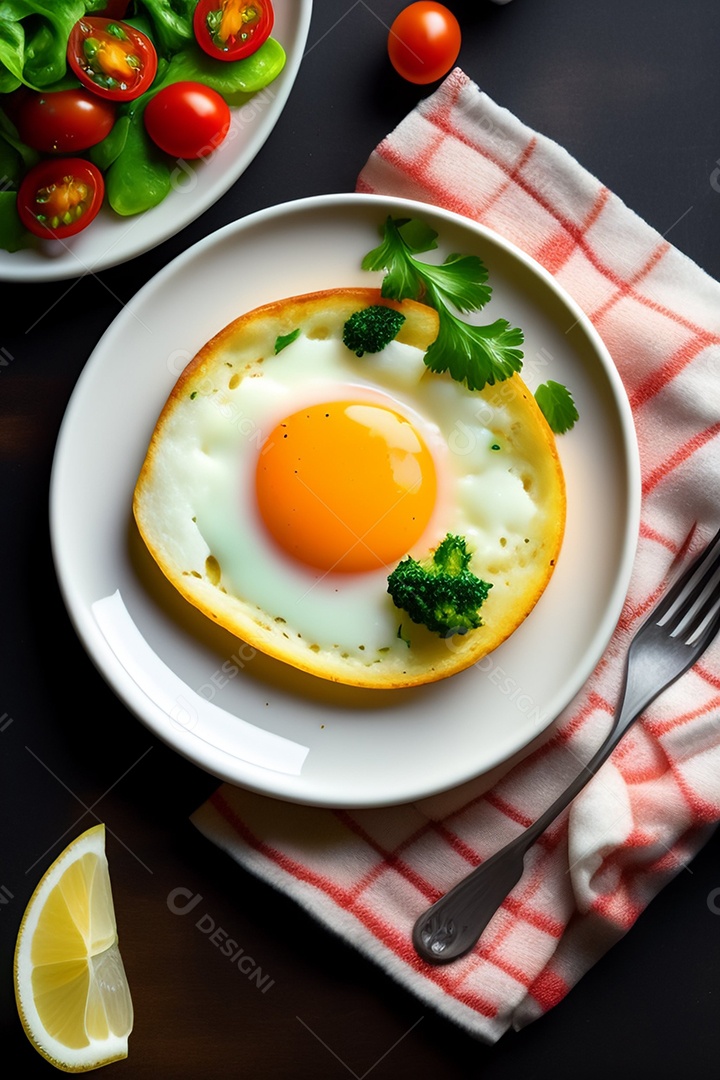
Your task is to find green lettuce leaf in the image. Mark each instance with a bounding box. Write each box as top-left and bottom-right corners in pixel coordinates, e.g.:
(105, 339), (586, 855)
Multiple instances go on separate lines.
(0, 189), (26, 251)
(0, 0), (108, 90)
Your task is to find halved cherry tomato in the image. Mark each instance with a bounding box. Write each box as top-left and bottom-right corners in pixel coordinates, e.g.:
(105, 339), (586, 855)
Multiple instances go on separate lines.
(387, 2), (462, 85)
(17, 158), (105, 240)
(67, 17), (158, 102)
(143, 81), (231, 160)
(193, 0), (274, 62)
(15, 88), (116, 153)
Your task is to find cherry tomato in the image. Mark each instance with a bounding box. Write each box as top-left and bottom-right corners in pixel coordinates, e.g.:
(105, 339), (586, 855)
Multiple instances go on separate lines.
(193, 0), (274, 62)
(15, 88), (116, 153)
(17, 158), (105, 240)
(96, 1), (131, 15)
(2, 86), (30, 124)
(387, 2), (461, 85)
(67, 16), (158, 102)
(143, 81), (231, 160)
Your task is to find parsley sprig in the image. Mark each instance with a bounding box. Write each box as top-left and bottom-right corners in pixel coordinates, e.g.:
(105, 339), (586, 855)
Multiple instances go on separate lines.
(361, 216), (524, 391)
(533, 380), (579, 434)
(361, 216), (579, 433)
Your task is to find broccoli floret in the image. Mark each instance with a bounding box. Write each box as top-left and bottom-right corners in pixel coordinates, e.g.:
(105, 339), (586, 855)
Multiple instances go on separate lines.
(343, 305), (406, 356)
(387, 534), (492, 638)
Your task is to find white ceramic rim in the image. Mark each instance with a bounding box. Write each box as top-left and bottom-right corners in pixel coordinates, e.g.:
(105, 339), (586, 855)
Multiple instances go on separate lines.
(0, 0), (313, 282)
(49, 192), (642, 807)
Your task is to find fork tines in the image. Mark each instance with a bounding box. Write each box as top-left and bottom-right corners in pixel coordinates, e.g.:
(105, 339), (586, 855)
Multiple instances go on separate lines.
(656, 525), (720, 645)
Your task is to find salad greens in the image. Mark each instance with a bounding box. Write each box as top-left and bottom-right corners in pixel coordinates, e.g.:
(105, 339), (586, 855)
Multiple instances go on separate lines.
(362, 216), (578, 434)
(0, 1), (109, 93)
(0, 0), (201, 92)
(140, 0), (197, 56)
(95, 36), (285, 217)
(0, 1), (286, 247)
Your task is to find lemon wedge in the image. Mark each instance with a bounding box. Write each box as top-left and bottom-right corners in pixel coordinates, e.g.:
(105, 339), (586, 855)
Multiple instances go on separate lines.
(14, 823), (133, 1072)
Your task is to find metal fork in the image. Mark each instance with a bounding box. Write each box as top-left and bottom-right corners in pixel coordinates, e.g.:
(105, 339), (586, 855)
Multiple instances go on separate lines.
(413, 523), (720, 965)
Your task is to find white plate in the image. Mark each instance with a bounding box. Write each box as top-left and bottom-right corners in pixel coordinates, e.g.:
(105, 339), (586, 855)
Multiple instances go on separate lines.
(0, 1), (312, 283)
(50, 193), (641, 807)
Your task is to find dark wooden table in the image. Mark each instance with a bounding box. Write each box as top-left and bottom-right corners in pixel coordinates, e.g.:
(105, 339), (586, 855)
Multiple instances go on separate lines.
(4, 2), (720, 1076)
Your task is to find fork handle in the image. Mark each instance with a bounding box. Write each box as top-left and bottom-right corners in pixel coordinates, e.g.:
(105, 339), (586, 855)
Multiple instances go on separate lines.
(413, 650), (667, 964)
(515, 644), (662, 848)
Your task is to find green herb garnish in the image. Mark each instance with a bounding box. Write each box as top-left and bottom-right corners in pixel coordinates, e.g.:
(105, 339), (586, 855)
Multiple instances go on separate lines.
(274, 328), (301, 354)
(361, 215), (579, 432)
(534, 380), (579, 434)
(361, 216), (524, 391)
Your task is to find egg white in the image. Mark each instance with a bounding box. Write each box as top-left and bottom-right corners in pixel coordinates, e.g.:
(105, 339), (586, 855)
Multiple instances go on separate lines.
(155, 330), (541, 660)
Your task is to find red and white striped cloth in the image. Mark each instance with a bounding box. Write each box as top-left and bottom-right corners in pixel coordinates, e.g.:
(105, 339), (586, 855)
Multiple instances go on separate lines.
(192, 69), (720, 1042)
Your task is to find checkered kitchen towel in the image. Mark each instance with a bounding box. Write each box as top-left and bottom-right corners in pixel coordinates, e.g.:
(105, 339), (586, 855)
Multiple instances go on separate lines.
(192, 70), (720, 1042)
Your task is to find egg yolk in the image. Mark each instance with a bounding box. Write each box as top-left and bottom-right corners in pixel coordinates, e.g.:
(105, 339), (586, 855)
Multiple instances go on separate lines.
(256, 401), (437, 573)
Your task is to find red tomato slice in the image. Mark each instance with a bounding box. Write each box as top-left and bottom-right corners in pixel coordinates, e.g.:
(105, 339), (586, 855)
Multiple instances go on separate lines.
(143, 81), (231, 160)
(67, 16), (158, 102)
(17, 158), (105, 240)
(15, 88), (116, 153)
(388, 2), (462, 85)
(193, 0), (274, 62)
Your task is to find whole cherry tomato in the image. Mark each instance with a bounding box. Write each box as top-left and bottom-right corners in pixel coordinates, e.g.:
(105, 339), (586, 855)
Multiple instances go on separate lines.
(17, 158), (105, 240)
(143, 81), (231, 160)
(15, 88), (116, 153)
(387, 2), (462, 85)
(96, 1), (131, 15)
(193, 0), (274, 61)
(67, 16), (157, 102)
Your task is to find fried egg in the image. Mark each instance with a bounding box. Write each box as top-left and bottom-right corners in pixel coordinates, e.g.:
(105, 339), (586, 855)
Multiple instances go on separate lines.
(133, 288), (566, 688)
